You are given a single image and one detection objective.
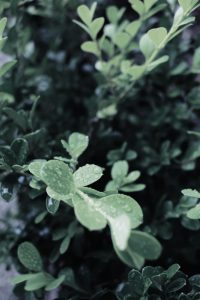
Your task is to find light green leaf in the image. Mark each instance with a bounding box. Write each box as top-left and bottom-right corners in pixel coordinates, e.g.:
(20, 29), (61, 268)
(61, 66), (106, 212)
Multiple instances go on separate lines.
(127, 65), (146, 80)
(72, 193), (107, 230)
(28, 160), (47, 179)
(114, 32), (131, 49)
(111, 160), (128, 181)
(182, 189), (200, 198)
(139, 33), (155, 59)
(129, 0), (145, 16)
(45, 275), (66, 291)
(81, 41), (99, 56)
(77, 5), (93, 25)
(35, 211), (47, 224)
(148, 55), (169, 71)
(11, 273), (42, 285)
(187, 205), (200, 219)
(18, 242), (43, 272)
(73, 20), (90, 35)
(68, 132), (89, 158)
(62, 132), (89, 159)
(105, 180), (119, 192)
(90, 17), (104, 39)
(25, 272), (52, 291)
(99, 194), (143, 229)
(110, 214), (131, 250)
(173, 7), (184, 25)
(178, 0), (193, 12)
(106, 6), (125, 24)
(41, 160), (75, 196)
(120, 184), (146, 192)
(144, 0), (158, 11)
(46, 187), (73, 206)
(124, 171), (141, 184)
(126, 20), (141, 37)
(148, 27), (168, 47)
(121, 60), (132, 74)
(73, 164), (103, 187)
(80, 187), (106, 198)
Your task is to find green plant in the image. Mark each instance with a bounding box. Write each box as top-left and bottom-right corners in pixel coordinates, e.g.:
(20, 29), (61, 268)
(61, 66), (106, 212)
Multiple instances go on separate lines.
(0, 0), (200, 299)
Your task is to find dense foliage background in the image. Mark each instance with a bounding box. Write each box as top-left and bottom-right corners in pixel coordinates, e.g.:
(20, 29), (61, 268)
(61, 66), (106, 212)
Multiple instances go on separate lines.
(1, 0), (200, 299)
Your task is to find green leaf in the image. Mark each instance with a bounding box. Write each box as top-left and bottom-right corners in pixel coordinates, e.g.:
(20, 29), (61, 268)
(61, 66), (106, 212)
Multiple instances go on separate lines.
(120, 184), (146, 192)
(181, 189), (200, 198)
(25, 272), (52, 291)
(192, 47), (200, 73)
(178, 0), (192, 12)
(73, 20), (90, 35)
(46, 197), (60, 214)
(35, 211), (47, 224)
(99, 194), (143, 229)
(11, 138), (28, 165)
(72, 193), (107, 230)
(106, 6), (125, 24)
(126, 20), (141, 37)
(110, 214), (131, 250)
(90, 17), (104, 39)
(173, 7), (184, 25)
(129, 230), (162, 260)
(81, 41), (99, 56)
(77, 5), (93, 25)
(144, 0), (158, 11)
(0, 60), (17, 77)
(139, 33), (155, 59)
(111, 160), (129, 182)
(113, 231), (161, 268)
(113, 240), (145, 269)
(11, 273), (43, 285)
(60, 236), (71, 254)
(124, 171), (141, 184)
(114, 32), (131, 49)
(62, 132), (89, 159)
(0, 17), (7, 38)
(45, 275), (66, 291)
(17, 242), (43, 272)
(187, 205), (200, 219)
(165, 264), (180, 279)
(74, 164), (103, 187)
(46, 187), (73, 205)
(41, 160), (75, 196)
(127, 65), (146, 80)
(166, 278), (186, 293)
(148, 27), (167, 47)
(29, 160), (47, 179)
(128, 270), (146, 296)
(129, 0), (145, 16)
(148, 55), (169, 71)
